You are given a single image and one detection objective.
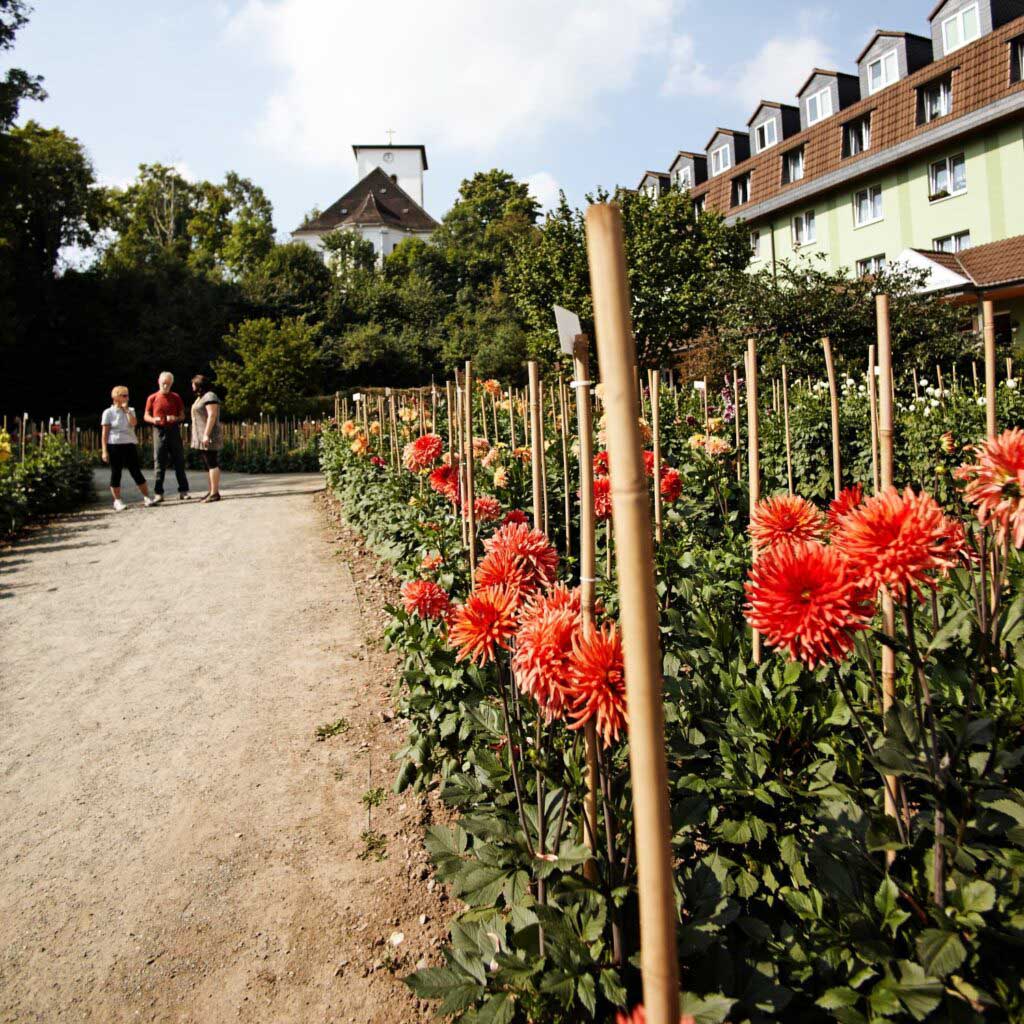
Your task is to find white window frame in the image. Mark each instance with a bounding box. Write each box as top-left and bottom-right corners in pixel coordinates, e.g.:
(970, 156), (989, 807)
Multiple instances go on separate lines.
(942, 2), (980, 55)
(853, 184), (884, 227)
(732, 174), (750, 207)
(755, 119), (778, 153)
(784, 148), (805, 183)
(867, 49), (899, 94)
(710, 144), (732, 177)
(674, 166), (692, 189)
(1012, 36), (1024, 82)
(792, 209), (816, 247)
(693, 196), (705, 218)
(929, 153), (967, 200)
(845, 116), (871, 157)
(921, 78), (952, 123)
(805, 87), (833, 126)
(933, 230), (972, 253)
(750, 230), (761, 258)
(857, 254), (887, 276)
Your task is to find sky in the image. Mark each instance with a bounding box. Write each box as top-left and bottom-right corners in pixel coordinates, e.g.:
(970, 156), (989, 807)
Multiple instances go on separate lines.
(9, 0), (935, 241)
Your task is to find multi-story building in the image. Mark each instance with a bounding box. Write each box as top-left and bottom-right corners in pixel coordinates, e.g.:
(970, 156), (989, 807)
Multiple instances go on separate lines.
(647, 0), (1024, 344)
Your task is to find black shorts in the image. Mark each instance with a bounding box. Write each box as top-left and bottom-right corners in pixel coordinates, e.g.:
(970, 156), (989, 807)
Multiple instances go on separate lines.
(108, 443), (146, 488)
(202, 449), (220, 470)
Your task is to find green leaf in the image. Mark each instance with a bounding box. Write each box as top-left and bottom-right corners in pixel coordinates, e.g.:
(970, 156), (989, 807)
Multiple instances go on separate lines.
(576, 974), (597, 1016)
(474, 992), (515, 1024)
(894, 961), (944, 1021)
(678, 992), (736, 1023)
(915, 929), (967, 977)
(958, 878), (996, 915)
(817, 987), (860, 1009)
(874, 876), (910, 936)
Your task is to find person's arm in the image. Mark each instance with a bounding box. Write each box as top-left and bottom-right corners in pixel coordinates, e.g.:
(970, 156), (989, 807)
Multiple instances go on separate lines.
(127, 406), (137, 428)
(101, 423), (110, 463)
(143, 396), (158, 425)
(202, 402), (220, 446)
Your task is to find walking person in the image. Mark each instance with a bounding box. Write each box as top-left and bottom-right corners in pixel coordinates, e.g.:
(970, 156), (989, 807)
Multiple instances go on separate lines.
(190, 375), (223, 503)
(101, 386), (156, 512)
(144, 371), (190, 503)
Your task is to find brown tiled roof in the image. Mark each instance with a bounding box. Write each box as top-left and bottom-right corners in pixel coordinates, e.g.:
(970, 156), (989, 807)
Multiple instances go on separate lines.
(691, 15), (1024, 223)
(856, 30), (933, 63)
(914, 235), (1024, 287)
(746, 101), (799, 125)
(294, 167), (439, 235)
(913, 248), (965, 275)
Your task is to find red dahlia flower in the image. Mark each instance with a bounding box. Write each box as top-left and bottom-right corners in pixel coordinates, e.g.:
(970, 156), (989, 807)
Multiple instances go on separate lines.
(370, 455), (386, 469)
(420, 552), (443, 571)
(448, 585), (520, 665)
(660, 467), (682, 503)
(749, 494), (823, 551)
(513, 592), (581, 719)
(744, 540), (874, 667)
(465, 495), (502, 522)
(827, 484), (864, 532)
(428, 462), (460, 503)
(565, 623), (627, 747)
(503, 509), (529, 526)
(476, 546), (531, 592)
(593, 451), (610, 477)
(401, 579), (451, 620)
(403, 433), (444, 472)
(586, 476), (612, 521)
(962, 428), (1024, 547)
(483, 522), (558, 593)
(832, 486), (964, 600)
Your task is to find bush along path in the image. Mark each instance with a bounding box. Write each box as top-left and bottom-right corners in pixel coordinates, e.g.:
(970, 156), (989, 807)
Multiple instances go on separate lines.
(322, 352), (1024, 1023)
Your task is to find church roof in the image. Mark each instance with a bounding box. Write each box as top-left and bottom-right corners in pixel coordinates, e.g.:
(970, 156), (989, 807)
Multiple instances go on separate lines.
(294, 167), (439, 235)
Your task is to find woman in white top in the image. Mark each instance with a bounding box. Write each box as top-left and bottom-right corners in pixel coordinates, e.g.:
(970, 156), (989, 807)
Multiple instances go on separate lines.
(101, 386), (156, 512)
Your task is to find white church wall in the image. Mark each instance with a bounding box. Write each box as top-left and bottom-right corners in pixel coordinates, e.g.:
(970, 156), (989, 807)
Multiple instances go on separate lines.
(354, 147), (425, 207)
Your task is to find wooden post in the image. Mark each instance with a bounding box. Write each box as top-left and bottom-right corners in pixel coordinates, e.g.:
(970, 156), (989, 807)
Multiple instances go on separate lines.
(649, 369), (663, 543)
(876, 295), (899, 831)
(867, 346), (881, 494)
(733, 367), (742, 483)
(746, 340), (762, 666)
(464, 362), (477, 582)
(822, 336), (842, 499)
(539, 380), (550, 535)
(585, 203), (679, 1024)
(983, 297), (997, 439)
(558, 378), (572, 557)
(781, 365), (794, 496)
(527, 361), (544, 532)
(507, 389), (517, 451)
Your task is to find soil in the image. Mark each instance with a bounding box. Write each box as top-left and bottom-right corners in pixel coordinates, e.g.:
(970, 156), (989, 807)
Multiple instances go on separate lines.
(0, 471), (448, 1023)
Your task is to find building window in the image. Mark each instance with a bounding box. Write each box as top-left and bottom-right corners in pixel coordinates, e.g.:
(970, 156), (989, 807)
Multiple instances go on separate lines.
(693, 196), (705, 217)
(1011, 35), (1024, 83)
(710, 145), (732, 176)
(792, 209), (816, 246)
(934, 230), (972, 252)
(674, 167), (692, 189)
(755, 119), (778, 152)
(867, 50), (899, 94)
(842, 116), (872, 158)
(918, 76), (952, 124)
(731, 174), (751, 207)
(857, 254), (887, 276)
(942, 2), (980, 55)
(805, 87), (833, 126)
(854, 184), (884, 226)
(750, 230), (761, 258)
(929, 153), (967, 200)
(782, 147), (805, 184)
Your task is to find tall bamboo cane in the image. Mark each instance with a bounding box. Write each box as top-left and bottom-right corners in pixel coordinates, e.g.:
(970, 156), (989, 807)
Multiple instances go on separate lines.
(781, 365), (794, 496)
(464, 362), (477, 583)
(983, 298), (997, 439)
(649, 369), (663, 544)
(746, 340), (762, 665)
(822, 336), (842, 499)
(528, 362), (544, 531)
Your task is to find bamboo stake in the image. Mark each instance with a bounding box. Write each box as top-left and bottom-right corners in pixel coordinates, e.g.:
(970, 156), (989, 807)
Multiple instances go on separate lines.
(972, 359), (979, 393)
(876, 296), (899, 832)
(507, 390), (517, 451)
(649, 369), (663, 544)
(733, 367), (742, 483)
(572, 337), (601, 884)
(585, 203), (679, 1024)
(464, 361), (477, 582)
(936, 365), (945, 407)
(913, 374), (920, 401)
(781, 364), (794, 496)
(701, 377), (709, 431)
(822, 336), (842, 499)
(868, 346), (881, 494)
(746, 340), (762, 666)
(983, 297), (997, 439)
(527, 362), (544, 532)
(540, 381), (550, 535)
(455, 371), (468, 548)
(558, 378), (572, 557)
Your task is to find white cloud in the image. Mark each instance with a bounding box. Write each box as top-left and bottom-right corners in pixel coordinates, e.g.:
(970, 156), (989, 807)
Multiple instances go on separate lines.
(734, 33), (836, 110)
(660, 34), (719, 98)
(524, 171), (561, 213)
(228, 0), (677, 165)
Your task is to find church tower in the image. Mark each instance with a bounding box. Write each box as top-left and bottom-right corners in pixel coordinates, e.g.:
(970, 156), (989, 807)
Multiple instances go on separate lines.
(352, 141), (427, 208)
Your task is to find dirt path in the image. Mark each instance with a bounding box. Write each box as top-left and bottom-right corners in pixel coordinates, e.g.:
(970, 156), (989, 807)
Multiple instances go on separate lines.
(0, 472), (446, 1023)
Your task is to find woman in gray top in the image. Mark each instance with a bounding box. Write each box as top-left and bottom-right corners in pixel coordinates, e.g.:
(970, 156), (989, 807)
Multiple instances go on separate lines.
(190, 375), (223, 503)
(101, 385), (156, 512)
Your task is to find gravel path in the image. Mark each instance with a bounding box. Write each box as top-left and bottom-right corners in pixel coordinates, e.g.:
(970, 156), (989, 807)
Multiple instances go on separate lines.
(0, 472), (445, 1023)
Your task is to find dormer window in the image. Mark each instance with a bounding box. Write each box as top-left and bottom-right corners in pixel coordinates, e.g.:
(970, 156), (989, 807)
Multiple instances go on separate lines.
(782, 147), (804, 184)
(731, 173), (751, 207)
(842, 115), (872, 158)
(693, 196), (705, 218)
(918, 75), (952, 124)
(867, 49), (899, 94)
(941, 2), (980, 54)
(710, 145), (732, 176)
(674, 167), (692, 189)
(805, 88), (833, 126)
(1012, 35), (1024, 82)
(754, 120), (778, 152)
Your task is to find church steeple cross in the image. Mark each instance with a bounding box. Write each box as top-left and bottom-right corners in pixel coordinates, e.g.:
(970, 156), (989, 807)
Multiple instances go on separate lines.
(385, 128), (396, 145)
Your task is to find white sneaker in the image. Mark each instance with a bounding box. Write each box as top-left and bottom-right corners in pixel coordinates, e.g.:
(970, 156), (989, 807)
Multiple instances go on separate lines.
(149, 494), (163, 505)
(113, 499), (126, 512)
(143, 496), (157, 507)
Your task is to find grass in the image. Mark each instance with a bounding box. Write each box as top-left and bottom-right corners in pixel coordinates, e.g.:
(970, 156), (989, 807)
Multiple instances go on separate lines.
(361, 787), (388, 810)
(315, 716), (351, 741)
(358, 830), (388, 862)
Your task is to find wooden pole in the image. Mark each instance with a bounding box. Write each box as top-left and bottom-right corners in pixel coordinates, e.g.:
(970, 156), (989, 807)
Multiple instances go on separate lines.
(983, 297), (997, 439)
(585, 203), (679, 1024)
(527, 362), (544, 532)
(649, 369), (663, 543)
(464, 362), (477, 582)
(822, 336), (842, 499)
(781, 364), (794, 496)
(733, 367), (742, 483)
(539, 381), (550, 535)
(867, 346), (881, 494)
(507, 390), (517, 452)
(746, 340), (762, 666)
(558, 378), (572, 557)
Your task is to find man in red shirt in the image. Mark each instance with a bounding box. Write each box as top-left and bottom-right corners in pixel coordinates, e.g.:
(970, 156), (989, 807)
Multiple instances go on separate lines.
(144, 371), (190, 502)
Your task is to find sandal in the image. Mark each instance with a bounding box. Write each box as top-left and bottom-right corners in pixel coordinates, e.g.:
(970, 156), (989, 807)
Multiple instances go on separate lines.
(201, 492), (221, 503)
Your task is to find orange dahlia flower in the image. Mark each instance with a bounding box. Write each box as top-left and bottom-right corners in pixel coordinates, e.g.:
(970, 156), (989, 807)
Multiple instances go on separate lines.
(483, 379), (502, 398)
(832, 486), (963, 600)
(403, 433), (444, 472)
(483, 522), (558, 593)
(565, 623), (627, 747)
(962, 428), (1024, 547)
(749, 494), (823, 552)
(513, 593), (581, 719)
(476, 545), (531, 592)
(744, 540), (874, 667)
(401, 579), (451, 620)
(341, 419), (357, 437)
(826, 484), (864, 533)
(467, 495), (502, 523)
(420, 552), (443, 571)
(448, 585), (521, 665)
(428, 462), (460, 503)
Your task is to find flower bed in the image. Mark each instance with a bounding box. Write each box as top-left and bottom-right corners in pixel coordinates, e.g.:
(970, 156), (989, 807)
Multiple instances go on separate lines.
(321, 381), (1024, 1024)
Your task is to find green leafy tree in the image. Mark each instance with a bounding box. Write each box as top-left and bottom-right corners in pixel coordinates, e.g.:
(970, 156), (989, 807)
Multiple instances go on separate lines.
(0, 0), (45, 131)
(213, 316), (321, 416)
(241, 242), (332, 321)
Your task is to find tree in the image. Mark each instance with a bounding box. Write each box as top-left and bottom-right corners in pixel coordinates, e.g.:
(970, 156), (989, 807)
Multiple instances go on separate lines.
(241, 242), (332, 321)
(0, 1), (45, 131)
(213, 317), (321, 417)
